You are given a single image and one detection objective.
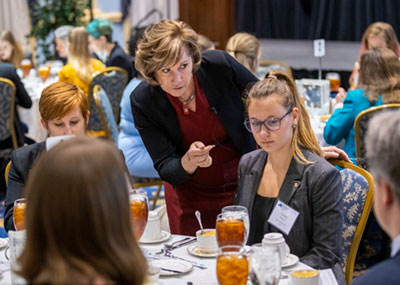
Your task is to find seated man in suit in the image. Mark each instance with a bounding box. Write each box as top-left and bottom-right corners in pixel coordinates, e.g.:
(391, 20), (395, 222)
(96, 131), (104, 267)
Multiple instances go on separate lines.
(86, 18), (133, 80)
(354, 111), (400, 284)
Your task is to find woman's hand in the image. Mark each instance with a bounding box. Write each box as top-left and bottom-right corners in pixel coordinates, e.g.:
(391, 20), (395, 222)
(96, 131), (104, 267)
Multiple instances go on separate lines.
(181, 141), (215, 174)
(335, 87), (347, 104)
(322, 146), (351, 163)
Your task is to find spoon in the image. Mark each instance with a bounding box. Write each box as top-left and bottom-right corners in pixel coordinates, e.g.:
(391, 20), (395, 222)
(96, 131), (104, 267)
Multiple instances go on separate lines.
(163, 237), (192, 250)
(195, 210), (204, 234)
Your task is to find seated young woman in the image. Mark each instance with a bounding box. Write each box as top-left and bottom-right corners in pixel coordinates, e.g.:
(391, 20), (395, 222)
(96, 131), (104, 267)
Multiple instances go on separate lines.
(16, 137), (147, 284)
(4, 81), (89, 231)
(235, 72), (343, 273)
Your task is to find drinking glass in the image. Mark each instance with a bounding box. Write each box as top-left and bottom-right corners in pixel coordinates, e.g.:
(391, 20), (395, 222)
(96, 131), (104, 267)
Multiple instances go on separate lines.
(216, 212), (246, 247)
(326, 72), (340, 93)
(216, 245), (248, 285)
(38, 65), (51, 82)
(221, 205), (250, 244)
(13, 198), (26, 231)
(21, 59), (31, 78)
(129, 189), (149, 240)
(250, 245), (281, 285)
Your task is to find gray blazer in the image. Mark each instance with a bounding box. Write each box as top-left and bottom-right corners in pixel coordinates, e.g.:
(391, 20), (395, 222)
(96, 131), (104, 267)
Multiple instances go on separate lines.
(235, 148), (343, 270)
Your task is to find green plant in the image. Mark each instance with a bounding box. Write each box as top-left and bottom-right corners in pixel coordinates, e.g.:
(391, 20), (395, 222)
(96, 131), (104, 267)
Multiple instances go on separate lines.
(29, 0), (90, 61)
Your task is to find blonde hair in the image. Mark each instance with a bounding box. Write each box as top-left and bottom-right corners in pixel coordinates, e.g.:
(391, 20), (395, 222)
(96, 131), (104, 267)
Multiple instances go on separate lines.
(135, 19), (201, 86)
(39, 82), (88, 124)
(358, 48), (400, 104)
(68, 27), (93, 84)
(198, 34), (215, 51)
(226, 33), (260, 74)
(0, 31), (23, 68)
(361, 22), (400, 56)
(245, 72), (322, 163)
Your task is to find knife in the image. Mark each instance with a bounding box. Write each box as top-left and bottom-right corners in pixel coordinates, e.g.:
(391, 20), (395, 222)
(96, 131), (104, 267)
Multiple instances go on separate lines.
(160, 267), (183, 274)
(169, 238), (197, 250)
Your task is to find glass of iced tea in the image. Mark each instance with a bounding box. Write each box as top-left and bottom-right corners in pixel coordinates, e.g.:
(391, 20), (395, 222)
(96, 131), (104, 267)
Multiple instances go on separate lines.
(216, 245), (248, 285)
(21, 59), (32, 78)
(326, 72), (340, 93)
(221, 205), (249, 244)
(38, 65), (51, 82)
(216, 212), (246, 247)
(13, 198), (26, 231)
(129, 189), (149, 240)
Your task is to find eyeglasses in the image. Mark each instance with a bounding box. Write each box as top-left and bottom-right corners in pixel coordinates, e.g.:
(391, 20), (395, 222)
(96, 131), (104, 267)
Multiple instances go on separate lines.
(244, 110), (292, 133)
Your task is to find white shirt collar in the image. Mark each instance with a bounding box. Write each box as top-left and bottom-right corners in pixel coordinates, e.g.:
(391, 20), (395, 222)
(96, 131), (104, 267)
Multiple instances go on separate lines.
(391, 234), (400, 257)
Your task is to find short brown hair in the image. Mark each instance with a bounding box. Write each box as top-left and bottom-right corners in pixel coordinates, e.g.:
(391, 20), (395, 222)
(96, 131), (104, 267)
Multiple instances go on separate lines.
(358, 48), (400, 104)
(245, 71), (322, 163)
(135, 19), (201, 85)
(17, 137), (147, 284)
(39, 82), (88, 123)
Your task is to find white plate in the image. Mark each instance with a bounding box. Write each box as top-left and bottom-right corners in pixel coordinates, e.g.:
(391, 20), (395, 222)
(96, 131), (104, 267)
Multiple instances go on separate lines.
(0, 239), (8, 249)
(187, 244), (217, 258)
(150, 259), (193, 276)
(140, 231), (171, 244)
(281, 253), (299, 268)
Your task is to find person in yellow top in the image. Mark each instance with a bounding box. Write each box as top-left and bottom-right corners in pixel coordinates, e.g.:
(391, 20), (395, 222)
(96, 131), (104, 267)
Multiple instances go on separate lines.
(58, 27), (104, 96)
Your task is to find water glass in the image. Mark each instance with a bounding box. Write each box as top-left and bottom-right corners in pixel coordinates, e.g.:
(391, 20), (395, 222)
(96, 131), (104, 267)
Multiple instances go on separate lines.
(216, 245), (248, 285)
(221, 205), (250, 244)
(250, 245), (281, 285)
(129, 189), (149, 240)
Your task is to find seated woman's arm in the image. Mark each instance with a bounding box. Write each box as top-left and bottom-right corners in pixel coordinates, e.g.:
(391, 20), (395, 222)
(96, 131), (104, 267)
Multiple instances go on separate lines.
(324, 91), (357, 145)
(301, 165), (343, 268)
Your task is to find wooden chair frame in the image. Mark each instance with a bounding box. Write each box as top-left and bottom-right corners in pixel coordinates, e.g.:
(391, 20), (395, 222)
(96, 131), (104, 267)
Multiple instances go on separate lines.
(0, 78), (18, 149)
(132, 180), (164, 211)
(354, 104), (400, 159)
(4, 161), (11, 187)
(93, 85), (114, 142)
(329, 159), (374, 284)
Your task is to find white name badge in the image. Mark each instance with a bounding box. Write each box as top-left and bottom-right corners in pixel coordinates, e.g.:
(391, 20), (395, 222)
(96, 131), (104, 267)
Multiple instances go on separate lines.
(268, 200), (299, 235)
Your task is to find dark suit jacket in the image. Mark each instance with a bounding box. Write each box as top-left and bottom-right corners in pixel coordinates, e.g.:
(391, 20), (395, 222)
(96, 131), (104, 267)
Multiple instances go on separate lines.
(353, 251), (400, 284)
(235, 148), (343, 270)
(106, 42), (133, 80)
(131, 50), (258, 185)
(4, 142), (46, 231)
(0, 62), (32, 146)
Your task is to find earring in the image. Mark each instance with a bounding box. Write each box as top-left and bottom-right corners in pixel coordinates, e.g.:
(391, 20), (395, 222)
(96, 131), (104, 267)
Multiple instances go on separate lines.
(292, 124), (297, 129)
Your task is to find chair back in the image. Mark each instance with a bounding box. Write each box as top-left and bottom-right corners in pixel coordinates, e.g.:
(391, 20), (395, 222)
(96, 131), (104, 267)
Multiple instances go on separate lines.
(329, 159), (374, 285)
(257, 60), (292, 79)
(93, 85), (119, 144)
(354, 104), (400, 166)
(4, 160), (11, 187)
(89, 67), (128, 124)
(0, 78), (17, 149)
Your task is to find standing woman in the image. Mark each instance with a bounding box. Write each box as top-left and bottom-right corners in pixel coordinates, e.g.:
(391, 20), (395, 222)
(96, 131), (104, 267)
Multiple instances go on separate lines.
(225, 32), (260, 74)
(132, 20), (258, 235)
(58, 27), (104, 96)
(0, 31), (23, 68)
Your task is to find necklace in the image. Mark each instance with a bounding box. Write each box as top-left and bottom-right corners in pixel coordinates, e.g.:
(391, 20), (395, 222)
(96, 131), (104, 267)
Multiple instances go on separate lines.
(181, 90), (195, 115)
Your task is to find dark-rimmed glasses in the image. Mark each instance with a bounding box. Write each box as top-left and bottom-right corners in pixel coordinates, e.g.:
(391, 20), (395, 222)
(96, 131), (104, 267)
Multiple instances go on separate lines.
(244, 110), (292, 133)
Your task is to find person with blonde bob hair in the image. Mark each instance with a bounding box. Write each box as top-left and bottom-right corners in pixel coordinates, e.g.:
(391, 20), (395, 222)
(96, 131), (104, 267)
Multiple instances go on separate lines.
(235, 71), (343, 276)
(226, 32), (260, 74)
(16, 137), (147, 284)
(4, 82), (89, 231)
(0, 31), (23, 68)
(132, 19), (259, 235)
(58, 27), (104, 96)
(325, 48), (400, 159)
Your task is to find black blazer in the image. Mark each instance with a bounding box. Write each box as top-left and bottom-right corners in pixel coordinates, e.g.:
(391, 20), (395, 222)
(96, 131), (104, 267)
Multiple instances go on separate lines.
(0, 62), (32, 146)
(353, 251), (400, 284)
(131, 50), (258, 185)
(235, 148), (343, 270)
(4, 142), (46, 231)
(106, 42), (134, 80)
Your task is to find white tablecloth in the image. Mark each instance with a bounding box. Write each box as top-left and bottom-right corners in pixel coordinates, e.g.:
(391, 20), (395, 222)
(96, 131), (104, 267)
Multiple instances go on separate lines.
(18, 76), (58, 142)
(0, 235), (339, 284)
